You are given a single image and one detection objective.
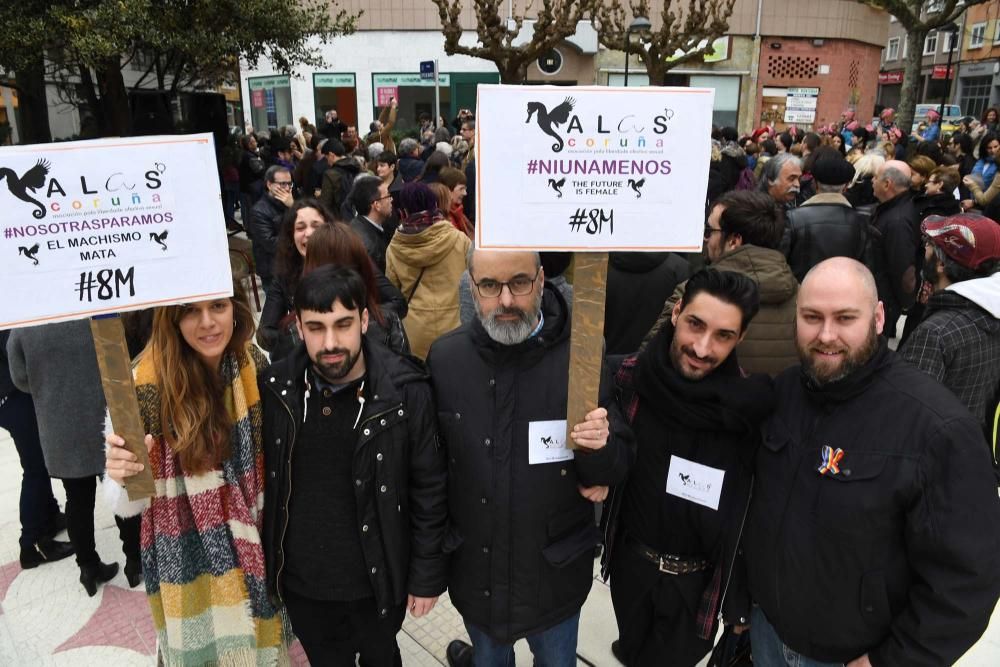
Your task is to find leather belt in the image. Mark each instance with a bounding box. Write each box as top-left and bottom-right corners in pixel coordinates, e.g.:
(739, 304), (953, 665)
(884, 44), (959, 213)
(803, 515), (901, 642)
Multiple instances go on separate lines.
(624, 533), (710, 576)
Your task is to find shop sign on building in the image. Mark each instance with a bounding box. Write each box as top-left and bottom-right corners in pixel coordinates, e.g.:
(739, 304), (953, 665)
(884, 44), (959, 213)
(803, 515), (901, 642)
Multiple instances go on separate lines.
(932, 65), (955, 80)
(784, 87), (819, 124)
(314, 74), (356, 88)
(879, 71), (904, 84)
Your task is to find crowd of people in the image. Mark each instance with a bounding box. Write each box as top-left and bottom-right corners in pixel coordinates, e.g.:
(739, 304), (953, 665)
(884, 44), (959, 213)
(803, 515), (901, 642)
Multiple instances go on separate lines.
(1, 96), (999, 667)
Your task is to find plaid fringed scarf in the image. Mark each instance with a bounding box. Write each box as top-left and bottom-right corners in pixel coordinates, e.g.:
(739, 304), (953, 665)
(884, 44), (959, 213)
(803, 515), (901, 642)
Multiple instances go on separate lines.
(134, 345), (290, 666)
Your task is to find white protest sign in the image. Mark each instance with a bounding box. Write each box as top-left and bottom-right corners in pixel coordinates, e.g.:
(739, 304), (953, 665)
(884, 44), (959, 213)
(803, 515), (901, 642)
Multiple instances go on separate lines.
(475, 85), (714, 251)
(0, 134), (233, 329)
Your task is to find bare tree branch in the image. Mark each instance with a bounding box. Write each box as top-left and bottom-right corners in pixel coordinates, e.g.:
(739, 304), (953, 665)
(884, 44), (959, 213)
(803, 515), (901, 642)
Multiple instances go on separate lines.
(431, 0), (595, 83)
(592, 0), (736, 86)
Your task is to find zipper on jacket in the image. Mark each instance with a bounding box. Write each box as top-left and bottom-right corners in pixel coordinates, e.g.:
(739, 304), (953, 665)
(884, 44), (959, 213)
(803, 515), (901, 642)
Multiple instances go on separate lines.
(269, 383), (298, 604)
(717, 477), (753, 624)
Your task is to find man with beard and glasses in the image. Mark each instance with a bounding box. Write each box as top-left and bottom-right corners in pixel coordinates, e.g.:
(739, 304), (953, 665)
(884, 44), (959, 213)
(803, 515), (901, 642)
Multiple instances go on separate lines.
(745, 257), (1000, 667)
(260, 265), (448, 666)
(601, 269), (774, 666)
(428, 249), (633, 667)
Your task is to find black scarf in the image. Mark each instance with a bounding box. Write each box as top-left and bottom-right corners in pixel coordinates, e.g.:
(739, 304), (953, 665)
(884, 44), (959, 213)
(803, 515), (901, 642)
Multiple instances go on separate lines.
(634, 324), (775, 437)
(801, 336), (891, 404)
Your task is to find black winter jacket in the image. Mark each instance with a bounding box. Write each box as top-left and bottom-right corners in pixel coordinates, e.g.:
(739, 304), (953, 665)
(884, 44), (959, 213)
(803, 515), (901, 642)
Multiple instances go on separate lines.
(426, 286), (634, 642)
(784, 196), (874, 282)
(604, 252), (690, 355)
(870, 191), (920, 319)
(912, 190), (961, 221)
(349, 215), (393, 274)
(247, 194), (287, 281)
(746, 344), (1000, 666)
(260, 340), (448, 615)
(602, 328), (775, 632)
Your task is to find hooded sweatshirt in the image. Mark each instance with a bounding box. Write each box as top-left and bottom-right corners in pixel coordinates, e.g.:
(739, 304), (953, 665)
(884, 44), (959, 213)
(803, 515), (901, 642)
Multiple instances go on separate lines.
(899, 273), (1000, 424)
(385, 220), (471, 359)
(643, 245), (800, 377)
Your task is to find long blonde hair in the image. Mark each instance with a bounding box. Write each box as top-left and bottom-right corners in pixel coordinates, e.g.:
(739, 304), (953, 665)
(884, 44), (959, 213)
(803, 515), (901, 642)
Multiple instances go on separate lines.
(146, 285), (255, 474)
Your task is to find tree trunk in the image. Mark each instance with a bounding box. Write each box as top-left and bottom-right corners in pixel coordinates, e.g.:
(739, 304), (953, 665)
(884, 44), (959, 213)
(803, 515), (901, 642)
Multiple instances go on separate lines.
(898, 28), (927, 135)
(95, 56), (132, 137)
(13, 57), (52, 144)
(78, 66), (107, 137)
(498, 59), (527, 84)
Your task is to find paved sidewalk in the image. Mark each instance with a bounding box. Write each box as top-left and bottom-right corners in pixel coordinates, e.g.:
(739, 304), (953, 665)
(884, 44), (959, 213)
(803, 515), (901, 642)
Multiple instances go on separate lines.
(2, 420), (999, 664)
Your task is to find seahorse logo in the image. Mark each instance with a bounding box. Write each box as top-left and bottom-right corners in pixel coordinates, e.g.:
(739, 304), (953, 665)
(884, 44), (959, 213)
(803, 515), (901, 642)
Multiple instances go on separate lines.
(525, 97), (576, 153)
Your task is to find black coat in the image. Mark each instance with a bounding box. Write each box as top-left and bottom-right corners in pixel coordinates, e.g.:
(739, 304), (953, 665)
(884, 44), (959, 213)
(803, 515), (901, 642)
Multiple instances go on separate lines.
(784, 198), (874, 282)
(426, 286), (634, 642)
(870, 191), (920, 323)
(745, 346), (1000, 666)
(604, 252), (690, 355)
(913, 190), (961, 221)
(602, 330), (775, 632)
(349, 215), (393, 274)
(260, 340), (448, 615)
(247, 194), (287, 281)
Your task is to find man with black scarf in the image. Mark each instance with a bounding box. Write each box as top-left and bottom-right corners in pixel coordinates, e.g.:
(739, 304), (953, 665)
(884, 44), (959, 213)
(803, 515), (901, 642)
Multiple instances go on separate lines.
(601, 269), (775, 666)
(746, 257), (1000, 667)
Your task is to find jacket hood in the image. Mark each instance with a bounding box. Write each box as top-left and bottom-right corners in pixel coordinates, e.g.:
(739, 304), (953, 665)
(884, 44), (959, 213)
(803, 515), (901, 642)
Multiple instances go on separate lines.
(610, 251), (671, 273)
(711, 245), (799, 305)
(945, 273), (1000, 319)
(388, 220), (466, 268)
(333, 156), (361, 174)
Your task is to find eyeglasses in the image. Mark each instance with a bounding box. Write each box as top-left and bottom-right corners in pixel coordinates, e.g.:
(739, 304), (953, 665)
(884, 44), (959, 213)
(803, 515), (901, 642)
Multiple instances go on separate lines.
(272, 181), (293, 189)
(704, 226), (724, 240)
(471, 269), (540, 298)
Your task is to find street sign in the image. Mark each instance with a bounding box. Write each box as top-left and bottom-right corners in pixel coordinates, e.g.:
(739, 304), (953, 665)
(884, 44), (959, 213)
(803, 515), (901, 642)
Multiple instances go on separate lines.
(420, 61), (435, 80)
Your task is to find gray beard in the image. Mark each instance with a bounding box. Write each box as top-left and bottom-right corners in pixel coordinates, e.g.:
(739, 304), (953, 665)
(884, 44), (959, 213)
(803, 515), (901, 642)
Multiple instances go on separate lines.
(476, 292), (542, 346)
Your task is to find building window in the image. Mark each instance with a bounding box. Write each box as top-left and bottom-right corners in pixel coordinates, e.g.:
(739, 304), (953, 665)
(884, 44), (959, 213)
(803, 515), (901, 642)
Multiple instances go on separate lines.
(995, 22), (1000, 44)
(926, 0), (944, 14)
(924, 31), (938, 56)
(943, 30), (959, 53)
(960, 75), (992, 119)
(970, 23), (987, 48)
(247, 75), (292, 131)
(887, 37), (900, 60)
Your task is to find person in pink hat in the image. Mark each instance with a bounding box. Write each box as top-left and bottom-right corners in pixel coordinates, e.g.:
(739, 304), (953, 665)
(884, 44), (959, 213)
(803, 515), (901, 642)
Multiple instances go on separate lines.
(914, 108), (942, 142)
(899, 213), (1000, 427)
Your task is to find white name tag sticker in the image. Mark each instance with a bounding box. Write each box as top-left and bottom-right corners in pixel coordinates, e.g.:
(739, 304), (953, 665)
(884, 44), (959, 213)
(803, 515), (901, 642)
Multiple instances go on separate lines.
(665, 455), (725, 510)
(528, 420), (574, 465)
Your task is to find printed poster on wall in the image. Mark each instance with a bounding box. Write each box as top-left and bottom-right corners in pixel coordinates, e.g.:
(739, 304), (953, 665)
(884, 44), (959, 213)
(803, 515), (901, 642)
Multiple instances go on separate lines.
(0, 134), (233, 329)
(475, 84), (715, 251)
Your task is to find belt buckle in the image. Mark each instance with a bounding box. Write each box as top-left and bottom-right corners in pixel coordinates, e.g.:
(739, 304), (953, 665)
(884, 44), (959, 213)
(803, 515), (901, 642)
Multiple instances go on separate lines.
(657, 557), (679, 575)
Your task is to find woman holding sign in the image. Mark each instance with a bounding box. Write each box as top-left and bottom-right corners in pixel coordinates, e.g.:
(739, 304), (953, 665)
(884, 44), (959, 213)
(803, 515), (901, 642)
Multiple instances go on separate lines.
(104, 285), (291, 665)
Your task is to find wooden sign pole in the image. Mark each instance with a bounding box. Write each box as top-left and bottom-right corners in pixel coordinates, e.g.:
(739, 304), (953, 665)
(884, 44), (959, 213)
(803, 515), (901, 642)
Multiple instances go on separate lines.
(565, 252), (609, 449)
(90, 315), (155, 500)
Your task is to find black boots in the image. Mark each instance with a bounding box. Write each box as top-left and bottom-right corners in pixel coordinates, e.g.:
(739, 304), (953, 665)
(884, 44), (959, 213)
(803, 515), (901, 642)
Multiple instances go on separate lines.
(19, 539), (74, 569)
(124, 557), (143, 588)
(445, 640), (473, 667)
(79, 561), (119, 597)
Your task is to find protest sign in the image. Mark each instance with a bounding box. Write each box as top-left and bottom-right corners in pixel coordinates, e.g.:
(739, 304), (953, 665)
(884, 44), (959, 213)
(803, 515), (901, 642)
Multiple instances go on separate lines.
(475, 84), (714, 251)
(0, 134), (233, 328)
(0, 134), (233, 499)
(475, 85), (714, 444)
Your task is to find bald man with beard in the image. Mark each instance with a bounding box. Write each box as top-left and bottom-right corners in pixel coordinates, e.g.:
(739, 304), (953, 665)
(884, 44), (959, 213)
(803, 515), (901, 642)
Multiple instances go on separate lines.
(870, 160), (920, 338)
(744, 258), (1000, 667)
